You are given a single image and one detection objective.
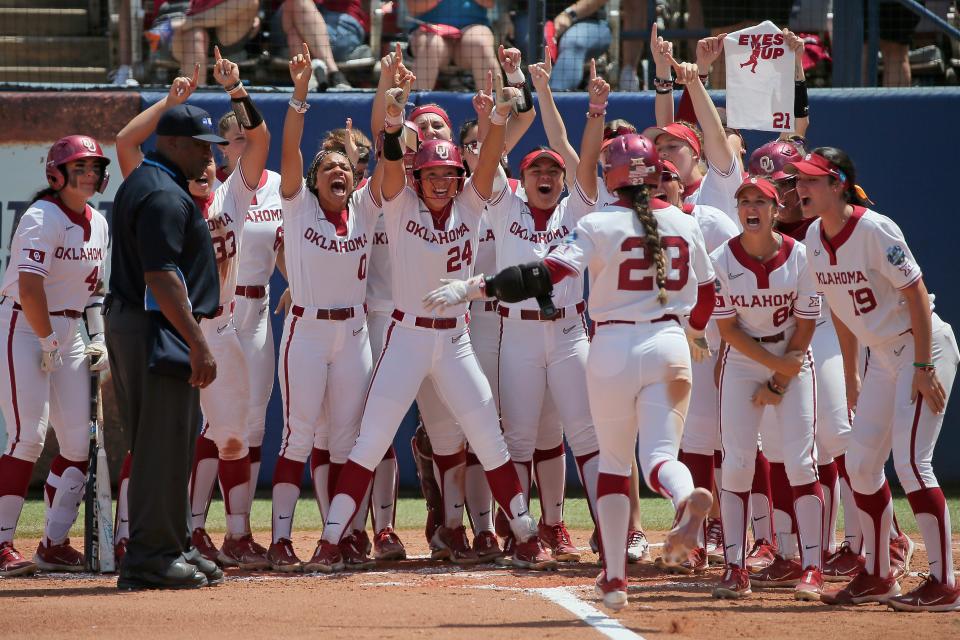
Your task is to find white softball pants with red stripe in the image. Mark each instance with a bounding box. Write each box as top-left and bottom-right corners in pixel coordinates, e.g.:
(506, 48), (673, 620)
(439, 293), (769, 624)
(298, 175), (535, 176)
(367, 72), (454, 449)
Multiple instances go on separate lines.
(498, 314), (598, 460)
(718, 343), (818, 492)
(0, 306), (88, 462)
(233, 290), (275, 449)
(679, 322), (721, 456)
(845, 316), (958, 496)
(199, 315), (250, 460)
(349, 319), (509, 472)
(278, 312), (372, 464)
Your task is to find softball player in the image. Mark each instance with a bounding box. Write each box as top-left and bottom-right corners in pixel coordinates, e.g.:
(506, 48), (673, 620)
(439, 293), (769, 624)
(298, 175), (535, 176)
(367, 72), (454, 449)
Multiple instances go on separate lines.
(709, 177), (824, 601)
(0, 135), (110, 576)
(426, 133), (718, 610)
(313, 74), (553, 573)
(789, 148), (958, 611)
(269, 45), (381, 572)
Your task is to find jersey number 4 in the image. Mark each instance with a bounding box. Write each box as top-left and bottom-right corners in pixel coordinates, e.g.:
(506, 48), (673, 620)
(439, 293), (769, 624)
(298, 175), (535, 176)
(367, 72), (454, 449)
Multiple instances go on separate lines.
(446, 241), (473, 273)
(617, 236), (689, 291)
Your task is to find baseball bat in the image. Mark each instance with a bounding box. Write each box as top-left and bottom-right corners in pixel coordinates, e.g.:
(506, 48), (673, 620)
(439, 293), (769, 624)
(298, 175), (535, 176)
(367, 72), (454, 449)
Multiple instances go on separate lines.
(84, 370), (116, 573)
(84, 372), (99, 572)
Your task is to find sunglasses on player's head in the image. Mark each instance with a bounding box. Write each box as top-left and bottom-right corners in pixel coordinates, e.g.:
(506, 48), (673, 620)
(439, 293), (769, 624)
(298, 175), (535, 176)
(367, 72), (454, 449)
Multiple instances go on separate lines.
(462, 140), (480, 153)
(603, 125), (635, 141)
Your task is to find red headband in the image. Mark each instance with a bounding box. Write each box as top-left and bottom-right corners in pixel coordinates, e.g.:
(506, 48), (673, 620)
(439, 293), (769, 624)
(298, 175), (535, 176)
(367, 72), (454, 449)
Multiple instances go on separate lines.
(410, 105), (452, 130)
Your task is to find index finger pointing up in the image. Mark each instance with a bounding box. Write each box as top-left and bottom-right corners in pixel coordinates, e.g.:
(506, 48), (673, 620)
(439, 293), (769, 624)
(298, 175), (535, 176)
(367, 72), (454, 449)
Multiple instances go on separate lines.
(190, 63), (200, 86)
(589, 58), (596, 79)
(302, 42), (311, 59)
(214, 45), (222, 62)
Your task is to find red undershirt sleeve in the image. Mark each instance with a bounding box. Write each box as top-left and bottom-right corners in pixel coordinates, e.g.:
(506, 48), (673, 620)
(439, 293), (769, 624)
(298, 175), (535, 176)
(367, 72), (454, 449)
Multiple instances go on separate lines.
(688, 280), (715, 331)
(544, 258), (576, 284)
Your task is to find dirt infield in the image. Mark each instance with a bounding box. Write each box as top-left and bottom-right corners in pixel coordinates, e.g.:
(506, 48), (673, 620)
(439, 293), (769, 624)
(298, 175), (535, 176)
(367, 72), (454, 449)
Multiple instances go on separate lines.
(4, 529), (959, 639)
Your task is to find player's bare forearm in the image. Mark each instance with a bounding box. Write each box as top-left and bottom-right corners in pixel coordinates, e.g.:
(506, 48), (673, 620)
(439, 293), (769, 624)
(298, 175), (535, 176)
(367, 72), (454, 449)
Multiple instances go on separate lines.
(577, 108), (605, 203)
(902, 279), (934, 364)
(17, 272), (54, 339)
(684, 75), (734, 171)
(473, 120), (507, 201)
(280, 90), (307, 199)
(143, 270), (206, 350)
(716, 317), (782, 372)
(771, 317), (815, 386)
(537, 85), (579, 188)
(116, 99), (170, 177)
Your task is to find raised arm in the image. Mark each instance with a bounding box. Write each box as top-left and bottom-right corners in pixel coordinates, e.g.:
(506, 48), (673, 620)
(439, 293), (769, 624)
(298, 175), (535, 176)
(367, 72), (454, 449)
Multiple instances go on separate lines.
(650, 24), (675, 127)
(781, 29), (809, 139)
(670, 53), (736, 172)
(371, 44), (407, 139)
(472, 74), (514, 200)
(498, 45), (536, 153)
(381, 75), (415, 201)
(576, 59), (609, 203)
(116, 64), (199, 178)
(281, 43), (311, 199)
(529, 47), (578, 188)
(211, 47), (269, 188)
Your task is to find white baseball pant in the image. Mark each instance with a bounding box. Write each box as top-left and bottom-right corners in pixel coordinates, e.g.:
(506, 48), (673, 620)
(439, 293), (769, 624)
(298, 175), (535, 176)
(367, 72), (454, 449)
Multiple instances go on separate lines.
(233, 288), (275, 450)
(199, 313), (251, 460)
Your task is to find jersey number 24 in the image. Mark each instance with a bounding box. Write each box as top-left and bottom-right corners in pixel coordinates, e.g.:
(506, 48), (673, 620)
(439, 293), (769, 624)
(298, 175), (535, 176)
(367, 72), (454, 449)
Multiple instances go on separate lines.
(617, 236), (689, 291)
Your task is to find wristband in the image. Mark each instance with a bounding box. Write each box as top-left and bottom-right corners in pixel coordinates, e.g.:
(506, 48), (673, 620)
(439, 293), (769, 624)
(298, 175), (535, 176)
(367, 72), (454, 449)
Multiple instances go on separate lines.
(39, 331), (60, 352)
(382, 128), (404, 161)
(223, 80), (243, 94)
(653, 76), (672, 87)
(699, 73), (709, 87)
(767, 379), (785, 396)
(794, 80), (809, 118)
(655, 87), (673, 94)
(231, 95), (263, 129)
(288, 98), (310, 114)
(506, 69), (525, 85)
(588, 101), (608, 114)
(384, 111), (404, 128)
(490, 109), (510, 126)
(586, 111), (605, 118)
(913, 362), (935, 369)
(516, 82), (534, 113)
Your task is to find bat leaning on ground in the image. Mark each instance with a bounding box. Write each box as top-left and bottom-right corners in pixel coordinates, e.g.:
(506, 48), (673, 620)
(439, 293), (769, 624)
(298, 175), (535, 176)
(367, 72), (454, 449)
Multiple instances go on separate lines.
(84, 370), (115, 573)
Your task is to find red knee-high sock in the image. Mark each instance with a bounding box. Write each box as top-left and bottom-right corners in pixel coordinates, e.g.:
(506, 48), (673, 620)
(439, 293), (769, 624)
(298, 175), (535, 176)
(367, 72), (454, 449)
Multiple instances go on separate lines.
(484, 461), (533, 541)
(818, 461), (839, 553)
(219, 455), (251, 538)
(573, 450), (600, 527)
(533, 445), (566, 526)
(907, 488), (954, 586)
(792, 481), (825, 570)
(464, 451), (494, 534)
(310, 448), (331, 518)
(597, 472), (630, 581)
(679, 450), (715, 492)
(834, 454), (862, 552)
(720, 489), (752, 567)
(769, 462), (796, 556)
(321, 460), (375, 544)
(853, 484), (894, 578)
(751, 450), (774, 543)
(371, 446), (399, 532)
(247, 445), (262, 511)
(115, 452), (132, 541)
(189, 434), (220, 531)
(272, 456), (305, 543)
(0, 454), (33, 545)
(433, 449), (467, 529)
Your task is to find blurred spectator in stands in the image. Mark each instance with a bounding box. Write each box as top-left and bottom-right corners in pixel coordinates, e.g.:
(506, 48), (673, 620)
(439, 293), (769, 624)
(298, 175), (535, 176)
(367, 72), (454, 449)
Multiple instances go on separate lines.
(408, 0), (499, 91)
(500, 0), (611, 91)
(617, 0), (647, 91)
(170, 0), (260, 86)
(865, 0), (923, 87)
(112, 0), (140, 85)
(685, 0), (792, 87)
(272, 0), (370, 90)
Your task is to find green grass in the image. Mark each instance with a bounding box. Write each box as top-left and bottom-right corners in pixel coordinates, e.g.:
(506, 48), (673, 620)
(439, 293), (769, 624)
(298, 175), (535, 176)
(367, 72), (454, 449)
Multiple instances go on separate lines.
(12, 493), (960, 539)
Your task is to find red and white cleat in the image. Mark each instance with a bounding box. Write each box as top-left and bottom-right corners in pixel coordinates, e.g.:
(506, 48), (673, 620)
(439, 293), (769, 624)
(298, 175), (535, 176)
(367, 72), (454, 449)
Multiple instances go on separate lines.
(888, 575), (960, 612)
(512, 536), (558, 570)
(339, 531), (376, 570)
(626, 529), (651, 563)
(538, 520), (580, 562)
(822, 542), (864, 582)
(114, 537), (128, 568)
(750, 556), (804, 588)
(495, 534), (515, 567)
(890, 533), (915, 581)
(34, 539), (84, 572)
(704, 517), (724, 563)
(794, 566), (824, 601)
(430, 525), (480, 565)
(820, 571), (900, 605)
(373, 527), (406, 561)
(267, 538), (302, 572)
(473, 530), (502, 562)
(595, 570), (628, 611)
(303, 540), (344, 573)
(745, 538), (777, 571)
(218, 534), (270, 570)
(662, 488), (713, 567)
(0, 541), (37, 577)
(191, 527), (221, 566)
(713, 564), (752, 599)
(655, 547), (708, 575)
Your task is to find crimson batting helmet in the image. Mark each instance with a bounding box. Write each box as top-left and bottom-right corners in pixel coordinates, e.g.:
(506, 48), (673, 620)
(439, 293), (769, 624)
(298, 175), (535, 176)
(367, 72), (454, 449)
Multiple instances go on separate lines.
(46, 135), (111, 193)
(413, 139), (464, 174)
(748, 140), (803, 180)
(602, 134), (661, 192)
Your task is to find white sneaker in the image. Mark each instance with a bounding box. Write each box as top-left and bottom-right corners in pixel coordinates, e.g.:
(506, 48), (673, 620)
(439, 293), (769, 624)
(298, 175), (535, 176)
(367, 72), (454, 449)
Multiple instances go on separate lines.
(110, 65), (139, 87)
(308, 59), (328, 92)
(626, 529), (651, 563)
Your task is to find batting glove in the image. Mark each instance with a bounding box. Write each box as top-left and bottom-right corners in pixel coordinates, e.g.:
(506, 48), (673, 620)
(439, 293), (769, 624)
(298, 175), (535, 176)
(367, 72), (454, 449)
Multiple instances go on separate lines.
(84, 334), (109, 372)
(422, 276), (485, 312)
(39, 331), (63, 373)
(684, 324), (711, 363)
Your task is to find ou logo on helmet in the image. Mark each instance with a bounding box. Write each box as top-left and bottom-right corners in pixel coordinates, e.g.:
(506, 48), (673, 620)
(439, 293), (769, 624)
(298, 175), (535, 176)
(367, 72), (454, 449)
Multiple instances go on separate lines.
(80, 137), (97, 152)
(759, 155), (775, 174)
(436, 144), (449, 160)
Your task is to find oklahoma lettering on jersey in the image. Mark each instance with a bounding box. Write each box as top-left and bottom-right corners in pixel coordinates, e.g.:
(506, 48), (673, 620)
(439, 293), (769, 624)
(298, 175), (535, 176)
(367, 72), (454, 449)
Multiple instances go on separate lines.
(382, 180), (486, 318)
(549, 200), (714, 323)
(365, 214), (393, 313)
(206, 161), (257, 306)
(237, 170), (283, 287)
(282, 181), (378, 308)
(804, 207), (925, 347)
(1, 197), (108, 311)
(484, 180), (595, 312)
(711, 234), (819, 338)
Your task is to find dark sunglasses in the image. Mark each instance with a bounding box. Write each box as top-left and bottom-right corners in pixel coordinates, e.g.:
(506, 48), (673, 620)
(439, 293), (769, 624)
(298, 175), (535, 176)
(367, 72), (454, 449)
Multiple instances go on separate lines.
(603, 125), (635, 141)
(462, 140), (480, 153)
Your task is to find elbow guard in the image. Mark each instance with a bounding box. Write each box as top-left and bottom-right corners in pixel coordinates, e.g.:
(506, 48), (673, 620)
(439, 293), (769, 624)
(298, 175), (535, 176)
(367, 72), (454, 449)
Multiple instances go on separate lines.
(484, 261), (557, 318)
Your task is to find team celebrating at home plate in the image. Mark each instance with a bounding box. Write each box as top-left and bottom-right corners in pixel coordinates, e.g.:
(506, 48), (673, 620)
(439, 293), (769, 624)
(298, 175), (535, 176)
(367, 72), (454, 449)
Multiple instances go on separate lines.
(0, 24), (956, 615)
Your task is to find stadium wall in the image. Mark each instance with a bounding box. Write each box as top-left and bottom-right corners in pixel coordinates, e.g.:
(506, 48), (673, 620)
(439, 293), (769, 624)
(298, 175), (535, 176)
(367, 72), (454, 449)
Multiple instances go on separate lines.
(0, 88), (958, 490)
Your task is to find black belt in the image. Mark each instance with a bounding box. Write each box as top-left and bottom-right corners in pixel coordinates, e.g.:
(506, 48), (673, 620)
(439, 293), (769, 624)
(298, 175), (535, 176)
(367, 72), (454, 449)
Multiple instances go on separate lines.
(753, 331), (785, 344)
(10, 302), (82, 319)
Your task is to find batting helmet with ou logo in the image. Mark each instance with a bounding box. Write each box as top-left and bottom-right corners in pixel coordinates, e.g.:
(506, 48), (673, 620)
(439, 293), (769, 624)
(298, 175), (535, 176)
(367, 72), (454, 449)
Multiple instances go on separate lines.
(748, 140), (803, 181)
(412, 139), (464, 174)
(602, 134), (662, 192)
(46, 135), (111, 193)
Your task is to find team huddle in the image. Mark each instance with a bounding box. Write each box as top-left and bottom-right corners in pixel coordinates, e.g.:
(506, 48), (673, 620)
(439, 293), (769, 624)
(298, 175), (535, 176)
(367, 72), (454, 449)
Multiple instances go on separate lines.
(0, 26), (957, 614)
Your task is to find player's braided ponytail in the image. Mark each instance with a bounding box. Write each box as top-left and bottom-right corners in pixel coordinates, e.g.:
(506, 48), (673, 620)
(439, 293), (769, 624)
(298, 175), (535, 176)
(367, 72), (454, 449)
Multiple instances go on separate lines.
(621, 184), (667, 304)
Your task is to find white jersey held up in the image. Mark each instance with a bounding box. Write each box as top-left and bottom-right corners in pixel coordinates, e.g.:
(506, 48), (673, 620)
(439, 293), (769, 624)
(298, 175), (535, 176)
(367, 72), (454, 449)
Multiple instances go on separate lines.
(549, 199), (714, 322)
(724, 21), (795, 132)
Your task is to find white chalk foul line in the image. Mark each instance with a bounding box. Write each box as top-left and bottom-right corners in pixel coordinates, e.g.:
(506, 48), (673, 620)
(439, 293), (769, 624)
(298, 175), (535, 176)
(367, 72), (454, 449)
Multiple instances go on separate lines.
(532, 587), (646, 640)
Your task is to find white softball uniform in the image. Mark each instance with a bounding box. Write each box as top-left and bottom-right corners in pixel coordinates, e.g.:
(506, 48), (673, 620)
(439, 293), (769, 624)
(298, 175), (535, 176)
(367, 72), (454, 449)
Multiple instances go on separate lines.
(198, 165), (258, 458)
(0, 198), (108, 462)
(712, 234), (821, 493)
(804, 208), (958, 496)
(234, 170), (283, 449)
(484, 181), (598, 463)
(686, 156), (745, 225)
(277, 183), (379, 463)
(348, 181), (510, 472)
(678, 204), (741, 456)
(549, 200), (715, 480)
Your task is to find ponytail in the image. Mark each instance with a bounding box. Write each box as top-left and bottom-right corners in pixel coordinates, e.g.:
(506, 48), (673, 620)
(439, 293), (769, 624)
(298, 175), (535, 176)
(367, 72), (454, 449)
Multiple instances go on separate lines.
(620, 184), (667, 305)
(811, 146), (871, 207)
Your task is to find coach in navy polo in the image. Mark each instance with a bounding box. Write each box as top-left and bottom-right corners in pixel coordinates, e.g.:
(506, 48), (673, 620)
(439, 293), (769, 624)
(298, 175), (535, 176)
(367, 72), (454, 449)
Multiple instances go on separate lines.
(106, 104), (224, 590)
